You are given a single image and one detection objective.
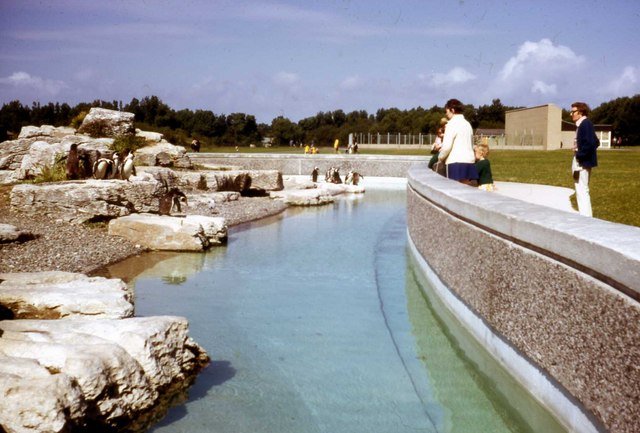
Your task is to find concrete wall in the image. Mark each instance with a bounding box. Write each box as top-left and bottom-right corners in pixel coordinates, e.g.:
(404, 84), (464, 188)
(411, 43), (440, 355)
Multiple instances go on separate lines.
(406, 165), (640, 433)
(189, 153), (425, 178)
(506, 104), (563, 150)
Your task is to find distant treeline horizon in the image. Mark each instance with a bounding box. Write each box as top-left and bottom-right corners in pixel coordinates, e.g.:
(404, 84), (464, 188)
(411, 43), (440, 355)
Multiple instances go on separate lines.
(1, 94), (639, 147)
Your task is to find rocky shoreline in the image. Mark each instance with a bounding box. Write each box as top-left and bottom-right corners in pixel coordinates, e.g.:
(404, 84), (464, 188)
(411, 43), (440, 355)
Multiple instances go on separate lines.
(0, 184), (290, 433)
(0, 184), (288, 275)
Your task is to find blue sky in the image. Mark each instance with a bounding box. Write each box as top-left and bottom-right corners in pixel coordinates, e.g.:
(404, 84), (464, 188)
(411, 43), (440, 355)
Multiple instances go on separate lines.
(1, 0), (639, 124)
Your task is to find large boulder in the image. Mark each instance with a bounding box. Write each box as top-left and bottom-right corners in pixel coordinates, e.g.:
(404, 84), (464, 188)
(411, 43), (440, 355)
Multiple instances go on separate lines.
(9, 179), (161, 223)
(136, 166), (207, 191)
(269, 181), (364, 206)
(0, 271), (134, 319)
(135, 129), (163, 143)
(0, 315), (209, 433)
(269, 188), (335, 206)
(18, 125), (76, 140)
(16, 140), (68, 180)
(79, 107), (135, 137)
(108, 214), (228, 250)
(134, 141), (192, 169)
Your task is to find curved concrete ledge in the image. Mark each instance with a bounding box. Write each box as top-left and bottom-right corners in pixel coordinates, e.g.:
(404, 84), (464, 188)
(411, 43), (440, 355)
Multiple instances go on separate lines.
(408, 166), (640, 300)
(406, 165), (640, 433)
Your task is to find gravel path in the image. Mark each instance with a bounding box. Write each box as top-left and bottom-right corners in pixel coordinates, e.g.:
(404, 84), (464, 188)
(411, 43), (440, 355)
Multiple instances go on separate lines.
(0, 185), (288, 275)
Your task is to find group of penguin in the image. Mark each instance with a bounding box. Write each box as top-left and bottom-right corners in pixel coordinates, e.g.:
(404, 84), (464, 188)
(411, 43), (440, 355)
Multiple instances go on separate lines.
(93, 150), (136, 180)
(311, 166), (362, 186)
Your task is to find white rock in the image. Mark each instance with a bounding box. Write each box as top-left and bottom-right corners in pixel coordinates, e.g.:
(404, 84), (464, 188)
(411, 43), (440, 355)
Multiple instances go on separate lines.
(270, 188), (335, 206)
(108, 213), (227, 250)
(0, 271), (134, 319)
(9, 179), (160, 223)
(17, 125), (76, 139)
(0, 315), (209, 432)
(134, 142), (191, 168)
(135, 129), (164, 142)
(80, 108), (135, 137)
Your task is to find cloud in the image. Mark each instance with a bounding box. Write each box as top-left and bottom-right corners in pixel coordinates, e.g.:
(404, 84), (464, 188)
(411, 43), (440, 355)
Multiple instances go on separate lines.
(531, 80), (557, 96)
(273, 71), (301, 87)
(339, 75), (364, 91)
(421, 67), (477, 87)
(499, 39), (583, 80)
(0, 71), (66, 96)
(603, 66), (639, 97)
(486, 39), (585, 104)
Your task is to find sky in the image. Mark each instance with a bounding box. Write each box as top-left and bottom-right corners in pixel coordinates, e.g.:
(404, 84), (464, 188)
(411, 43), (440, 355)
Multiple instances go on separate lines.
(1, 0), (639, 124)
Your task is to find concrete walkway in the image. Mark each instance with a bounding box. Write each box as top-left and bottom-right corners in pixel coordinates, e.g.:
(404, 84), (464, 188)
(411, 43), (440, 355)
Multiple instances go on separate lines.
(494, 181), (577, 213)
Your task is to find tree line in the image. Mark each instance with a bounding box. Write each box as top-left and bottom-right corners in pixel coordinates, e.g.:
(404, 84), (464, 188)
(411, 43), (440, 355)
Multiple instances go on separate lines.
(1, 95), (638, 147)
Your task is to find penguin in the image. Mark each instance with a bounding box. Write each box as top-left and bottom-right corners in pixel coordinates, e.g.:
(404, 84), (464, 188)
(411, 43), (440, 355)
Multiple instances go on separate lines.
(325, 167), (334, 182)
(345, 171), (363, 186)
(158, 188), (187, 215)
(121, 151), (136, 181)
(65, 143), (80, 180)
(331, 167), (342, 184)
(170, 189), (188, 214)
(110, 152), (121, 179)
(311, 166), (319, 183)
(93, 155), (112, 179)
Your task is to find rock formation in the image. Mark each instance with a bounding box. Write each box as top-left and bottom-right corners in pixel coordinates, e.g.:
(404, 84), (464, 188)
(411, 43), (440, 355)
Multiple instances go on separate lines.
(0, 271), (133, 319)
(78, 107), (135, 137)
(0, 271), (209, 433)
(108, 214), (228, 250)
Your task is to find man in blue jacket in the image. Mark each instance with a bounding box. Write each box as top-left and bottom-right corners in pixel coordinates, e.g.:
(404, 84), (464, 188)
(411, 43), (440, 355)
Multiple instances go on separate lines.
(570, 102), (598, 217)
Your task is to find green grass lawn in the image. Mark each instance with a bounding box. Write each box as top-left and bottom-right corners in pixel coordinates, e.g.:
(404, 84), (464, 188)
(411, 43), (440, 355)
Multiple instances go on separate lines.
(203, 146), (640, 228)
(490, 149), (640, 227)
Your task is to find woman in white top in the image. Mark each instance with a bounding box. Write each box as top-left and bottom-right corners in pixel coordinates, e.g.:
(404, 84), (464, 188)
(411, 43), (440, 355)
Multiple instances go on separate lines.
(438, 98), (479, 185)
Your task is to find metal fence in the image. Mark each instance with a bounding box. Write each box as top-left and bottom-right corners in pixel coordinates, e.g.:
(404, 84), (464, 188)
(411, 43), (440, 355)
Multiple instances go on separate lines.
(350, 132), (436, 148)
(351, 131), (559, 149)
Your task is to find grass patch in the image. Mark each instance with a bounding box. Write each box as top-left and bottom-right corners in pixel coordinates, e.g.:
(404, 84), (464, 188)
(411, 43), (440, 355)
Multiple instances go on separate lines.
(32, 156), (67, 183)
(490, 149), (640, 227)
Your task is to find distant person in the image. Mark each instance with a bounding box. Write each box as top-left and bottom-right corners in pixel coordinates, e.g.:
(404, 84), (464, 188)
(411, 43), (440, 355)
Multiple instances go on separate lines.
(474, 143), (495, 191)
(570, 102), (599, 217)
(437, 98), (478, 185)
(428, 124), (446, 173)
(334, 138), (340, 153)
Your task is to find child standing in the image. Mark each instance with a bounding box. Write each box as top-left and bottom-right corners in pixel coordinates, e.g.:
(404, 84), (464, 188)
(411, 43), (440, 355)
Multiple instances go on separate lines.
(474, 143), (495, 191)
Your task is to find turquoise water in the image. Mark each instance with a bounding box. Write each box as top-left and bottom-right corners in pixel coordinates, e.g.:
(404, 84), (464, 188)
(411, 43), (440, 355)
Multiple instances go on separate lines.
(108, 185), (566, 433)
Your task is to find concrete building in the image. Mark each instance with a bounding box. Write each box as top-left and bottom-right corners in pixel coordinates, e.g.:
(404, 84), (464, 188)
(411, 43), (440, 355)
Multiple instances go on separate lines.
(505, 103), (612, 150)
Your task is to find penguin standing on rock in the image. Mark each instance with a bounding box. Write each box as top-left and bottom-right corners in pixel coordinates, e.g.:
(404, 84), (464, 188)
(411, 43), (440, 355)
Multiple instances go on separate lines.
(345, 170), (363, 185)
(110, 152), (121, 179)
(93, 152), (113, 179)
(65, 143), (80, 180)
(121, 151), (136, 181)
(311, 166), (319, 183)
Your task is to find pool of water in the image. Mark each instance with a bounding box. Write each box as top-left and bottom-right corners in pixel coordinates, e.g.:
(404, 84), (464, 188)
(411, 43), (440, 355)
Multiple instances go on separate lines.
(105, 184), (566, 433)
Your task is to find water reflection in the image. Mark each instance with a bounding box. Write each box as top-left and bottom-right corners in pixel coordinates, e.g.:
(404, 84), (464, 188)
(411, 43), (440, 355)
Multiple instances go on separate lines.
(405, 253), (567, 433)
